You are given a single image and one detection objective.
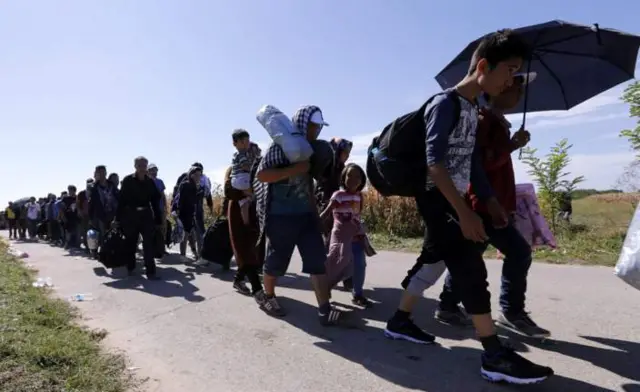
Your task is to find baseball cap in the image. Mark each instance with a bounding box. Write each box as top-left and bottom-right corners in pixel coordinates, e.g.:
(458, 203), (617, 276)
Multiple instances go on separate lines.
(514, 71), (537, 85)
(310, 110), (329, 127)
(148, 163), (158, 170)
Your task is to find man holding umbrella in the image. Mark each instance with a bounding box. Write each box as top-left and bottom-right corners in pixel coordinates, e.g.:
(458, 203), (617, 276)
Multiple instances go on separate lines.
(432, 72), (551, 339)
(382, 29), (554, 385)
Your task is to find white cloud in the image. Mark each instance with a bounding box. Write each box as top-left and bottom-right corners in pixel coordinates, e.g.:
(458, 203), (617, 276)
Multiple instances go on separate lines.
(513, 151), (636, 190)
(522, 112), (628, 129)
(505, 87), (629, 128)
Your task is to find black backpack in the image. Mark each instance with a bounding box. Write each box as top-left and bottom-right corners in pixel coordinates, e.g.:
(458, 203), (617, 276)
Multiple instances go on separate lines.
(200, 217), (233, 269)
(98, 228), (128, 268)
(366, 90), (460, 197)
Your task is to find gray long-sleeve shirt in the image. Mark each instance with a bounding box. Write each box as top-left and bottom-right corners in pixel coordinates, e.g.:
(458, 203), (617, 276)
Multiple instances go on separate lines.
(424, 90), (494, 202)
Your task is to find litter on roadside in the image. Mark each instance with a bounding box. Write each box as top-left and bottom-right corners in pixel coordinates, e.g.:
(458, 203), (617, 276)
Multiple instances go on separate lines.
(8, 246), (29, 258)
(32, 277), (53, 288)
(69, 293), (94, 302)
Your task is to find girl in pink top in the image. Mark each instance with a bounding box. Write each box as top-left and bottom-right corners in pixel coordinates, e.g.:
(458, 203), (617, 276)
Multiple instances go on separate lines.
(321, 163), (374, 307)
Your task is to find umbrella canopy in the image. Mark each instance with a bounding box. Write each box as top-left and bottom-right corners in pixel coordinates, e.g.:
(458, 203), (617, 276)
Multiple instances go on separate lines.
(435, 20), (640, 115)
(12, 197), (31, 208)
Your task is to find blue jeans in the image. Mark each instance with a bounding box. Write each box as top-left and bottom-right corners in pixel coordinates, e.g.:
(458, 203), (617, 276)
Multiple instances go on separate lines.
(264, 213), (326, 277)
(351, 241), (367, 297)
(439, 218), (532, 315)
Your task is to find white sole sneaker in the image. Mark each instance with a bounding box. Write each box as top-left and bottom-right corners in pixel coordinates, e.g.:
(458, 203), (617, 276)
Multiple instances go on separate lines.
(481, 368), (549, 384)
(383, 328), (435, 344)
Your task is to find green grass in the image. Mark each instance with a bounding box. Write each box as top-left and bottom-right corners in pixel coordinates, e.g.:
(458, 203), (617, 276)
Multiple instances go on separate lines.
(369, 195), (638, 266)
(0, 241), (135, 392)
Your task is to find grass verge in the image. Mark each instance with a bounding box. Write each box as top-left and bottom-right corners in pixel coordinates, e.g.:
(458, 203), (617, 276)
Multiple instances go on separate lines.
(0, 241), (134, 392)
(368, 195), (638, 266)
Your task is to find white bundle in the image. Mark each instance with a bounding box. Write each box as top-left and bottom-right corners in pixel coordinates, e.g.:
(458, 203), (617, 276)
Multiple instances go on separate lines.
(256, 105), (313, 162)
(615, 203), (640, 290)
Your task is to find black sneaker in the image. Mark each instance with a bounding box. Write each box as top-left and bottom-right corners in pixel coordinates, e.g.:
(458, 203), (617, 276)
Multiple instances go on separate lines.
(319, 307), (343, 326)
(352, 295), (373, 308)
(435, 306), (472, 327)
(481, 347), (553, 384)
(497, 312), (550, 338)
(233, 280), (251, 296)
(384, 317), (436, 344)
(254, 291), (286, 317)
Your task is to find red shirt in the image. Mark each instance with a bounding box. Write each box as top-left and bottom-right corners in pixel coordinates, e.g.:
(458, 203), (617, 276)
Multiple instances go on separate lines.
(468, 108), (517, 213)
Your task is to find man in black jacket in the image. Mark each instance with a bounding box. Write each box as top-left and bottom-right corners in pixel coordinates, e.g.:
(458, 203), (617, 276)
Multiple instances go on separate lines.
(115, 156), (163, 280)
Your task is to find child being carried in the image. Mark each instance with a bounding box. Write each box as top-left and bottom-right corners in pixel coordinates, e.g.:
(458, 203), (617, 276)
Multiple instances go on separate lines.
(230, 129), (262, 225)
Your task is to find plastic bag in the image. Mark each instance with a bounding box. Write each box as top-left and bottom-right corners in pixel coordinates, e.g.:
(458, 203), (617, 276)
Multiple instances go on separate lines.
(614, 204), (640, 290)
(256, 105), (313, 162)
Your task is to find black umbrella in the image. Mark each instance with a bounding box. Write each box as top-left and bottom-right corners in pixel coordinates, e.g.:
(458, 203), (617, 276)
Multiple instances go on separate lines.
(435, 20), (640, 121)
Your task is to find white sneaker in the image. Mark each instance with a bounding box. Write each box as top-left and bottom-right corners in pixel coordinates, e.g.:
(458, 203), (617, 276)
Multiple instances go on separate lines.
(194, 258), (209, 266)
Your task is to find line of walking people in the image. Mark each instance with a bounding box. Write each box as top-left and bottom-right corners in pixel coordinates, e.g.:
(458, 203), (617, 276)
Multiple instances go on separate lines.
(6, 29), (557, 386)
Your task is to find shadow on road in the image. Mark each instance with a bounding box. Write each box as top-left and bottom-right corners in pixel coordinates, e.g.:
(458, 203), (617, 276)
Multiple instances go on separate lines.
(538, 335), (639, 382)
(101, 266), (206, 302)
(623, 384), (640, 392)
(274, 293), (612, 392)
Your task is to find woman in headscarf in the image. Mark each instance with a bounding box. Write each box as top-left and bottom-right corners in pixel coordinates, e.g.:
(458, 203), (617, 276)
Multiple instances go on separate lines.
(224, 165), (264, 297)
(315, 137), (353, 222)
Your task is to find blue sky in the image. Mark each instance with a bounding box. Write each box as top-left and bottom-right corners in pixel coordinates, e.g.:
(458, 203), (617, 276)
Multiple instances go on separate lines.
(1, 0), (638, 203)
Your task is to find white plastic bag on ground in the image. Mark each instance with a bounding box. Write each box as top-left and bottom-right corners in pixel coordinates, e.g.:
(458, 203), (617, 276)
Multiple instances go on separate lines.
(8, 246), (28, 258)
(256, 105), (313, 162)
(615, 203), (640, 290)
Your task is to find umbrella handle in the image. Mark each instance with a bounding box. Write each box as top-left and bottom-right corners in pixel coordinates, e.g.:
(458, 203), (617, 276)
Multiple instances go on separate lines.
(518, 55), (534, 160)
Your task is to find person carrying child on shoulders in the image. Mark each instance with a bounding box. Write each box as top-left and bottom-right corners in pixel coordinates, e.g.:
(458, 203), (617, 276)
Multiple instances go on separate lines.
(230, 129), (262, 226)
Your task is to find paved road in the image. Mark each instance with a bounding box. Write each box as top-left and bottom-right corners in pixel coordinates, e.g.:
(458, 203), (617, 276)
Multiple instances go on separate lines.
(4, 233), (640, 392)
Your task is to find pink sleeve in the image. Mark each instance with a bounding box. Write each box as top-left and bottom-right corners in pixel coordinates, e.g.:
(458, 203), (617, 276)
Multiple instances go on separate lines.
(330, 190), (344, 203)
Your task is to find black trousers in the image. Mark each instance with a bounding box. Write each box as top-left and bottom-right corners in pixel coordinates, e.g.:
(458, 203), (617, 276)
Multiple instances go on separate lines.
(413, 190), (491, 315)
(235, 264), (262, 293)
(8, 219), (17, 238)
(123, 209), (156, 275)
(439, 217), (532, 315)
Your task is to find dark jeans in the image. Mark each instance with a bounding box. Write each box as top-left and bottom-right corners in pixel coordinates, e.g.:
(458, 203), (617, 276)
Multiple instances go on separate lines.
(92, 218), (113, 247)
(123, 209), (157, 276)
(27, 219), (38, 239)
(64, 224), (79, 249)
(8, 219), (17, 238)
(195, 204), (205, 239)
(264, 213), (326, 277)
(235, 264), (262, 293)
(439, 217), (532, 315)
(79, 216), (90, 249)
(18, 219), (27, 239)
(413, 190), (490, 315)
(48, 220), (61, 242)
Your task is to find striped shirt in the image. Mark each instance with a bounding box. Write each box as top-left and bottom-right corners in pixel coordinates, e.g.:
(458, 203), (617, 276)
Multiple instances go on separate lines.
(330, 190), (362, 223)
(254, 143), (289, 243)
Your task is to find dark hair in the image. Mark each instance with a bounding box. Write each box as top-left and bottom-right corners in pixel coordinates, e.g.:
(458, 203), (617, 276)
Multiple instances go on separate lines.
(67, 185), (76, 192)
(340, 163), (367, 192)
(95, 165), (106, 172)
(191, 162), (204, 170)
(232, 129), (250, 143)
(468, 29), (529, 76)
